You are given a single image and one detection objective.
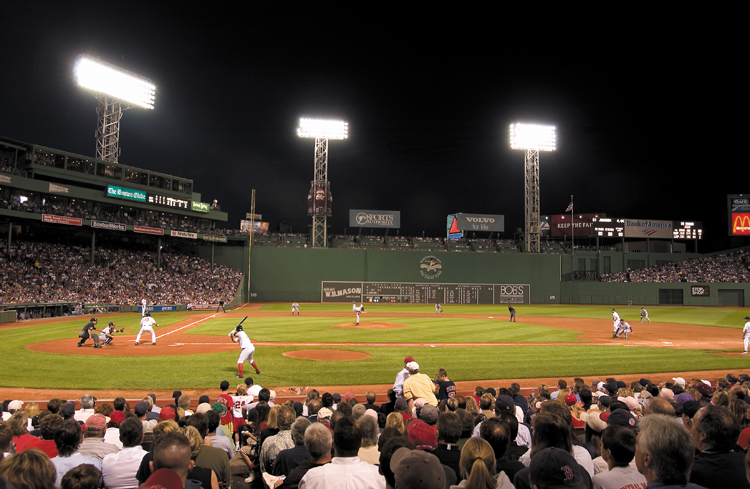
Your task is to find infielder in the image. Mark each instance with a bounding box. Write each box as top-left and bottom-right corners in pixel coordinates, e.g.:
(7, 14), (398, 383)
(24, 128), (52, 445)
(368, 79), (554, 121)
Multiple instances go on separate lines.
(615, 321), (632, 339)
(354, 304), (364, 325)
(291, 302), (300, 315)
(135, 311), (158, 346)
(77, 318), (101, 348)
(229, 323), (260, 378)
(99, 322), (116, 346)
(743, 316), (750, 354)
(141, 298), (147, 317)
(435, 303), (443, 315)
(640, 308), (651, 323)
(611, 308), (622, 334)
(508, 305), (516, 322)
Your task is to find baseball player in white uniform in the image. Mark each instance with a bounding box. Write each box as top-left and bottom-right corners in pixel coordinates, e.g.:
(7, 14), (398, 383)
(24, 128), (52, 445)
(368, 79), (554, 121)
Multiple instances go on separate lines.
(611, 308), (622, 336)
(135, 311), (157, 345)
(230, 323), (260, 378)
(742, 316), (750, 354)
(640, 308), (651, 323)
(354, 304), (364, 325)
(435, 303), (443, 315)
(291, 302), (300, 315)
(141, 298), (147, 317)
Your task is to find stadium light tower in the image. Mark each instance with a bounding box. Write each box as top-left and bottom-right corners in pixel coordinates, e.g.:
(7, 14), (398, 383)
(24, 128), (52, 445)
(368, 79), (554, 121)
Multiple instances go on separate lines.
(510, 122), (557, 253)
(297, 117), (348, 248)
(75, 54), (155, 164)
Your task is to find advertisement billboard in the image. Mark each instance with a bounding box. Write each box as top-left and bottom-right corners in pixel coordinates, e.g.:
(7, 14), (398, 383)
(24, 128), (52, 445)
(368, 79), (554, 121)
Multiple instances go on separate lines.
(624, 219), (673, 239)
(349, 209), (401, 228)
(729, 195), (750, 236)
(106, 185), (146, 203)
(454, 213), (505, 232)
(550, 213), (602, 237)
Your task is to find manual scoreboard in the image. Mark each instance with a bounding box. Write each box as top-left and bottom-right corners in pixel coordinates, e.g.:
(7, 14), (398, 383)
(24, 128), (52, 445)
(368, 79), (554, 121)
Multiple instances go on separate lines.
(321, 281), (529, 304)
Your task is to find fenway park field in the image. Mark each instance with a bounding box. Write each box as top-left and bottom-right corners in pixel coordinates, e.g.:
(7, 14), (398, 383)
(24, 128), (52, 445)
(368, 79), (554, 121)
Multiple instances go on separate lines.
(1, 303), (749, 401)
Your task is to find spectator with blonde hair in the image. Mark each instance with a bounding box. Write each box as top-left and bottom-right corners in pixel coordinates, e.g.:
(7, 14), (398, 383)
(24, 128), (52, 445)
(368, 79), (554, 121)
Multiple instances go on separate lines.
(385, 412), (405, 435)
(452, 437), (513, 489)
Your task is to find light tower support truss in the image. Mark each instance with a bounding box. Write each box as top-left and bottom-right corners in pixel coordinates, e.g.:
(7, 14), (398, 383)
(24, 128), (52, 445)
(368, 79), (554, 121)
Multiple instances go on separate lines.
(524, 149), (541, 253)
(96, 97), (125, 164)
(312, 137), (329, 248)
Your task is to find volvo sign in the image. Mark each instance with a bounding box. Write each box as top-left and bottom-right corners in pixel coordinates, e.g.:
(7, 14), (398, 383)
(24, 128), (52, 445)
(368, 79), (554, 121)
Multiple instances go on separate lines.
(455, 213), (504, 232)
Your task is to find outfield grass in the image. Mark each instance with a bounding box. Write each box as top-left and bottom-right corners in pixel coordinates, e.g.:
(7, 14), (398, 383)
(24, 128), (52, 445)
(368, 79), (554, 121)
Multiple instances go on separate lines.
(1, 304), (748, 390)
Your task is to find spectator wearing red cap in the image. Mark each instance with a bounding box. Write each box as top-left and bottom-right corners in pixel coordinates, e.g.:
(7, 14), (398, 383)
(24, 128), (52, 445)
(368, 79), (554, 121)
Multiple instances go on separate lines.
(78, 413), (120, 461)
(393, 356), (415, 401)
(104, 410), (127, 449)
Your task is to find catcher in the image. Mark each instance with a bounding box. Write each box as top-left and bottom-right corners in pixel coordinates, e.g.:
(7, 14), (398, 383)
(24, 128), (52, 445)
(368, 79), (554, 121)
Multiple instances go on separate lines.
(99, 321), (125, 346)
(229, 319), (260, 378)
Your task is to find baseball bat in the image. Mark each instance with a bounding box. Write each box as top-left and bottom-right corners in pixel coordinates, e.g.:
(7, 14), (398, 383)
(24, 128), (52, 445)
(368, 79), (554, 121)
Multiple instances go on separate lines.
(238, 316), (248, 327)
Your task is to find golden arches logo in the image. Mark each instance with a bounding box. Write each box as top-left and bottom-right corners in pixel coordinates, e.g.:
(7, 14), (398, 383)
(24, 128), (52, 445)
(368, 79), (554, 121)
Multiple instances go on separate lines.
(733, 213), (750, 234)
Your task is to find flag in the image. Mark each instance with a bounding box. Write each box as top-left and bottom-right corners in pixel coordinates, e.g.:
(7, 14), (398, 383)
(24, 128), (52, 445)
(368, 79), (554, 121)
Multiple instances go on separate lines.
(565, 202), (573, 212)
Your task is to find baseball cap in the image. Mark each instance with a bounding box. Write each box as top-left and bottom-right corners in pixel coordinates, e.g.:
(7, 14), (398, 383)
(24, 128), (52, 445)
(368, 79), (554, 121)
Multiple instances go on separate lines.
(195, 403), (212, 414)
(580, 411), (607, 433)
(564, 393), (577, 406)
(394, 398), (408, 411)
(681, 400), (702, 419)
(404, 356), (415, 364)
(7, 400), (23, 411)
(606, 408), (638, 429)
(332, 393), (342, 403)
(61, 403), (76, 418)
(495, 395), (515, 413)
(134, 401), (150, 416)
(407, 419), (437, 450)
(317, 407), (333, 420)
(159, 406), (177, 422)
(638, 378), (651, 387)
(693, 383), (714, 398)
(210, 402), (226, 415)
(109, 410), (126, 426)
(86, 413), (107, 430)
(390, 447), (445, 489)
(618, 396), (638, 411)
(597, 396), (613, 408)
(483, 387), (497, 397)
(406, 361), (419, 371)
(530, 447), (587, 489)
(345, 392), (356, 401)
(672, 377), (686, 386)
(198, 395), (210, 405)
(674, 393), (695, 405)
(142, 468), (183, 489)
(604, 383), (619, 395)
(418, 404), (438, 425)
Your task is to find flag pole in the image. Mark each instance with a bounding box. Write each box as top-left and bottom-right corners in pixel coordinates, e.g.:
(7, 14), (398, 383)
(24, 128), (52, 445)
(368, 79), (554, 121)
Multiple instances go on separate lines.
(570, 195), (574, 254)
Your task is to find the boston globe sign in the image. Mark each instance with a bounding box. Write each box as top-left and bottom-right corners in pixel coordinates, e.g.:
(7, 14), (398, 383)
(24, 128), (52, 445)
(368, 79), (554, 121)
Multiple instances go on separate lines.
(349, 209), (401, 229)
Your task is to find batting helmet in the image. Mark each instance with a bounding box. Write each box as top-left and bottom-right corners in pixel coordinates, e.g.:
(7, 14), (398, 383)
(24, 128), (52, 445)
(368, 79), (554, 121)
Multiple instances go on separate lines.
(145, 311), (151, 317)
(108, 322), (115, 327)
(235, 325), (243, 332)
(91, 317), (98, 322)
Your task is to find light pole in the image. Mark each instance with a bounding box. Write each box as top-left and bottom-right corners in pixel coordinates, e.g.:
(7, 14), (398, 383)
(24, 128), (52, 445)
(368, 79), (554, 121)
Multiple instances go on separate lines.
(510, 123), (557, 253)
(297, 118), (348, 248)
(75, 55), (155, 164)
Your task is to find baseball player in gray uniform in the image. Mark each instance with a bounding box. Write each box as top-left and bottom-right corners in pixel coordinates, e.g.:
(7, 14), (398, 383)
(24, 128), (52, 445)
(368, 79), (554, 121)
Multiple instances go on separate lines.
(611, 308), (622, 336)
(435, 303), (443, 315)
(291, 302), (300, 315)
(743, 316), (750, 354)
(640, 308), (651, 323)
(615, 320), (632, 339)
(354, 304), (364, 325)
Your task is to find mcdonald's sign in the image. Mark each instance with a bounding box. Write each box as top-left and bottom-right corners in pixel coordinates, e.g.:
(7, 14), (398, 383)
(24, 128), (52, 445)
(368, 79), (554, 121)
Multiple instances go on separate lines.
(732, 213), (750, 235)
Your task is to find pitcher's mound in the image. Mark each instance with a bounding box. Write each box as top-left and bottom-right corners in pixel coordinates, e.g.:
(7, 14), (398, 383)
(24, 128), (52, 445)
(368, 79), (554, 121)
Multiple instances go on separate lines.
(283, 349), (372, 361)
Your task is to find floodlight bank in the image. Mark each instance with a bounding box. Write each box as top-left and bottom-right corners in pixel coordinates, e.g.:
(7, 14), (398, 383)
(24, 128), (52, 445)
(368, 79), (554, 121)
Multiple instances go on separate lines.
(75, 55), (155, 109)
(297, 118), (349, 140)
(510, 123), (556, 151)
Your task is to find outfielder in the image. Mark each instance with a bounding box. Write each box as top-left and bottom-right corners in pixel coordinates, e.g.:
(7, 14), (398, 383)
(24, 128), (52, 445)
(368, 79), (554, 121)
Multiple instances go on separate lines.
(99, 322), (116, 346)
(435, 303), (443, 315)
(611, 308), (622, 334)
(354, 304), (364, 325)
(291, 302), (300, 315)
(77, 318), (101, 348)
(743, 316), (750, 354)
(640, 308), (651, 323)
(229, 322), (260, 378)
(135, 311), (158, 346)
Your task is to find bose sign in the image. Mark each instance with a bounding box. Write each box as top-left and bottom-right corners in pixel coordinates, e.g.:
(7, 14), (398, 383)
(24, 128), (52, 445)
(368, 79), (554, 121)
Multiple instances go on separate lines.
(455, 213), (504, 232)
(349, 209), (401, 229)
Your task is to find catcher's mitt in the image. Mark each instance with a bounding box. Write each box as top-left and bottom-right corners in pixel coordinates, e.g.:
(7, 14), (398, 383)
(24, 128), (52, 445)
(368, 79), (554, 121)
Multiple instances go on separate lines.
(115, 328), (126, 333)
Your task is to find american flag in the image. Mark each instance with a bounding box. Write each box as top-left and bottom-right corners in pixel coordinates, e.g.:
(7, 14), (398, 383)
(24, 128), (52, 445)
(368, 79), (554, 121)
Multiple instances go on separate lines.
(565, 202), (573, 212)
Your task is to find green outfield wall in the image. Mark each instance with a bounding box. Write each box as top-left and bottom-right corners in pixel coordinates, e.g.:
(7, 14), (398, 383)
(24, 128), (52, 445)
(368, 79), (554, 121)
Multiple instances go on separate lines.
(185, 241), (750, 306)
(247, 247), (562, 303)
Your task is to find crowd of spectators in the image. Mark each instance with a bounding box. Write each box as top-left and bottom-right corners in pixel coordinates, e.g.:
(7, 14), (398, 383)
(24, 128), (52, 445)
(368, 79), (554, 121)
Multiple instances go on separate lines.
(0, 240), (242, 306)
(601, 249), (750, 283)
(3, 369), (750, 489)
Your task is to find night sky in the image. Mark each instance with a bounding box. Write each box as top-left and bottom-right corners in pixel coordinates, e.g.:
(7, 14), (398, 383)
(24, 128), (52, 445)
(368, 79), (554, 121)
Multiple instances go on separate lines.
(1, 5), (741, 251)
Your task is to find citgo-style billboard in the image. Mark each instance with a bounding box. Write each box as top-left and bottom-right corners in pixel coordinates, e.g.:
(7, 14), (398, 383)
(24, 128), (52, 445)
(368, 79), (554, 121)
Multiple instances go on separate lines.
(729, 195), (750, 236)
